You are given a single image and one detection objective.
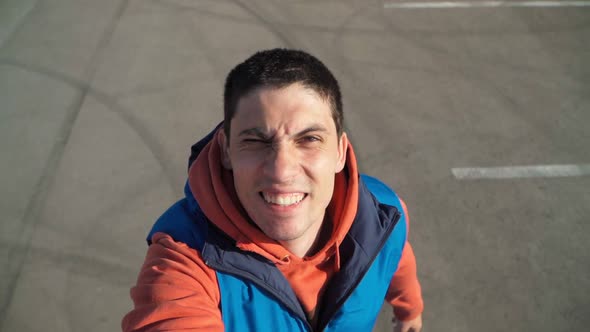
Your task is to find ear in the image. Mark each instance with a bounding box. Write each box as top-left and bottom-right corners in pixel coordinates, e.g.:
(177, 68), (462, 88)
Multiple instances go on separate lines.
(335, 132), (348, 173)
(218, 130), (233, 170)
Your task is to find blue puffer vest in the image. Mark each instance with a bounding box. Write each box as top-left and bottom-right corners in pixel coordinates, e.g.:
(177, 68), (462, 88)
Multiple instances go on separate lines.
(148, 130), (407, 331)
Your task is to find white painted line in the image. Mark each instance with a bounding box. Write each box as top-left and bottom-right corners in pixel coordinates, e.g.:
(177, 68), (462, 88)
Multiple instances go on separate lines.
(452, 164), (590, 179)
(384, 1), (590, 9)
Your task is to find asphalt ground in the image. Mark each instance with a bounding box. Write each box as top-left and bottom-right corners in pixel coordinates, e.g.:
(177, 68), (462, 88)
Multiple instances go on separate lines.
(1, 1), (589, 331)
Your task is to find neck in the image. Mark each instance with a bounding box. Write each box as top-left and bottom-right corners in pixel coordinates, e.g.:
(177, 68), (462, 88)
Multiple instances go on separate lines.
(279, 215), (332, 258)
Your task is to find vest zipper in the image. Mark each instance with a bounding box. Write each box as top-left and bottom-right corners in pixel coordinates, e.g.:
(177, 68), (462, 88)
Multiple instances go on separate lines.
(317, 209), (401, 332)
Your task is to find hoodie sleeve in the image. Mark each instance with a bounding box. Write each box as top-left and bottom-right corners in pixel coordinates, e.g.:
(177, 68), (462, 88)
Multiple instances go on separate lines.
(385, 200), (424, 322)
(121, 232), (223, 332)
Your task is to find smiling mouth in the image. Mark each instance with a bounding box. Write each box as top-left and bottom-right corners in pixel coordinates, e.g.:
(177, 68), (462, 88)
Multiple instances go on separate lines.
(260, 192), (307, 206)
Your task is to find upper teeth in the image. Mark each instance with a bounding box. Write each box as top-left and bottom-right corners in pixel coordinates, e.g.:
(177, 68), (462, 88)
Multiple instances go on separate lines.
(262, 192), (305, 206)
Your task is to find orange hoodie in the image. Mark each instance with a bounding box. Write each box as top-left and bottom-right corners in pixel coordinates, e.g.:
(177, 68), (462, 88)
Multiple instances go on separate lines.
(122, 130), (423, 331)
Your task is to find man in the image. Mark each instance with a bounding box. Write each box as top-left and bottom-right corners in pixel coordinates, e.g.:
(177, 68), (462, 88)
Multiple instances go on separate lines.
(122, 49), (423, 332)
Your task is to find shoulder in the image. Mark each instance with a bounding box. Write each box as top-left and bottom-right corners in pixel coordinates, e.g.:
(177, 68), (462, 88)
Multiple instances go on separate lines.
(359, 174), (410, 230)
(147, 182), (209, 249)
(360, 174), (402, 208)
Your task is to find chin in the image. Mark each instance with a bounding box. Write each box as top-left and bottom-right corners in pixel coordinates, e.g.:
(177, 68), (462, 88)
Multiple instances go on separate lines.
(261, 227), (301, 242)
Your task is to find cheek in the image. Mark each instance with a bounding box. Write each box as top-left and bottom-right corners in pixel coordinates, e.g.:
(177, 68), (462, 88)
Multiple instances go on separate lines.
(305, 156), (338, 201)
(230, 155), (262, 190)
(231, 152), (262, 172)
(304, 151), (340, 178)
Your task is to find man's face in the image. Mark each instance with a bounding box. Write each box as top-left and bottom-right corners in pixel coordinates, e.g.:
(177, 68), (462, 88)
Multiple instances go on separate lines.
(220, 83), (348, 250)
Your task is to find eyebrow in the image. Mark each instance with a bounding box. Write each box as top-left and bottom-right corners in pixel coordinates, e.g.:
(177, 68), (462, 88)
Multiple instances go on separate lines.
(294, 125), (328, 137)
(238, 125), (328, 139)
(238, 127), (271, 139)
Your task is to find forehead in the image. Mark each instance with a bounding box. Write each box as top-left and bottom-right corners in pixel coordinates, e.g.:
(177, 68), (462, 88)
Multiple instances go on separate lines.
(232, 84), (335, 134)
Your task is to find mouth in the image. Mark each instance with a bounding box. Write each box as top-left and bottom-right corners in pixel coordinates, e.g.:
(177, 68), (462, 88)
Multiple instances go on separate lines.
(259, 191), (307, 207)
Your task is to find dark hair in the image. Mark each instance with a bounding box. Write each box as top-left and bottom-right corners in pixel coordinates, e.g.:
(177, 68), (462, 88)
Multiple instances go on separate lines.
(223, 48), (343, 139)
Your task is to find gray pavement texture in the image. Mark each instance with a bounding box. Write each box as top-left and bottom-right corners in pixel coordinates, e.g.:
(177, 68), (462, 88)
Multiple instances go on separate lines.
(1, 0), (589, 331)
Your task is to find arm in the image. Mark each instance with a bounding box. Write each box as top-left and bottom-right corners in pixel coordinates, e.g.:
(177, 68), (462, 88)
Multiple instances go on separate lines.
(385, 201), (424, 330)
(387, 242), (423, 331)
(386, 242), (423, 321)
(121, 232), (224, 332)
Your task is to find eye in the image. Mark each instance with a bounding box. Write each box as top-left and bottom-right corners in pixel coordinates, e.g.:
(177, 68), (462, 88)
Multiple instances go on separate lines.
(300, 136), (321, 143)
(241, 138), (272, 149)
(243, 138), (269, 143)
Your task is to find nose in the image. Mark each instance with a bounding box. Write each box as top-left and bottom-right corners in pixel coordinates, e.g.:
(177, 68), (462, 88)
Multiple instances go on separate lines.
(262, 143), (298, 183)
